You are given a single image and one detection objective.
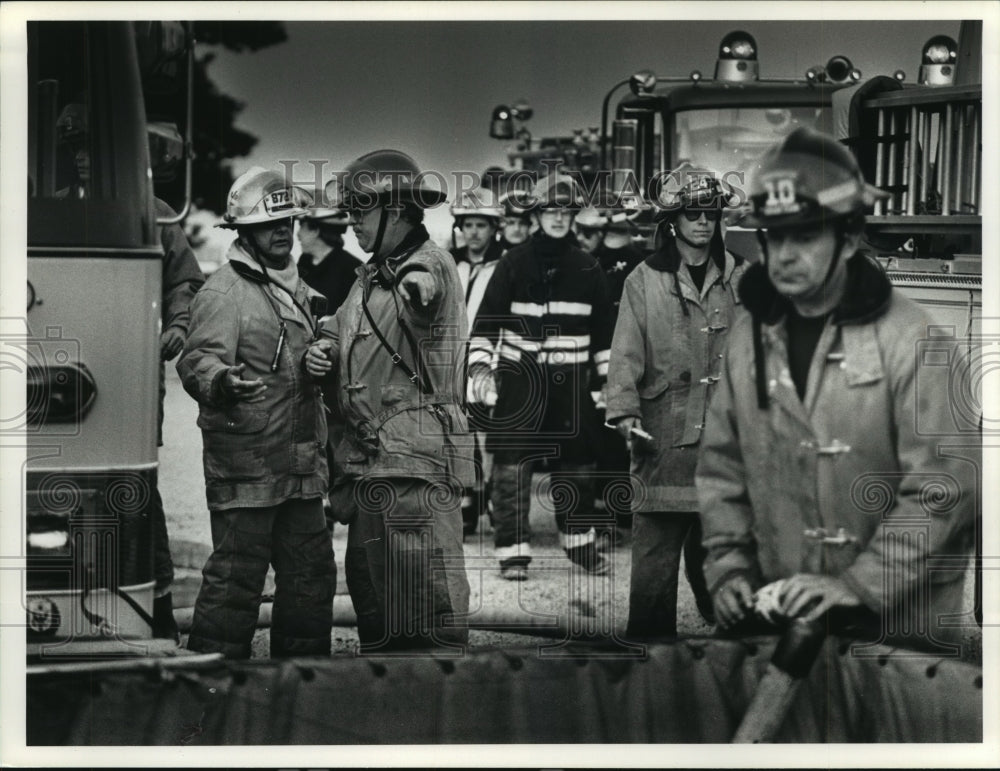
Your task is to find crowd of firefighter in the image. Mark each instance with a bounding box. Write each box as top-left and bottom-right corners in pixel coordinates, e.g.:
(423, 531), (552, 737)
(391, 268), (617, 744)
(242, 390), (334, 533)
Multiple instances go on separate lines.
(139, 121), (978, 659)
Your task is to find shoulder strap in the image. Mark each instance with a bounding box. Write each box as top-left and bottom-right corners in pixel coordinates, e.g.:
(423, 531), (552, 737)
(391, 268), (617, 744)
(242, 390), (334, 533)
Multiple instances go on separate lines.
(361, 283), (434, 395)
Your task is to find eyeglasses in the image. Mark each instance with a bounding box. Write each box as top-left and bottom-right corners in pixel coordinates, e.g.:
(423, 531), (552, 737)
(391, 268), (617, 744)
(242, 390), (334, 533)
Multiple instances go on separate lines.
(681, 208), (721, 222)
(578, 226), (602, 238)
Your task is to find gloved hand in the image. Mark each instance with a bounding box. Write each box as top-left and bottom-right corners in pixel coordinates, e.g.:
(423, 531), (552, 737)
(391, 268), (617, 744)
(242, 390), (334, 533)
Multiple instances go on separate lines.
(752, 579), (788, 624)
(468, 369), (497, 407)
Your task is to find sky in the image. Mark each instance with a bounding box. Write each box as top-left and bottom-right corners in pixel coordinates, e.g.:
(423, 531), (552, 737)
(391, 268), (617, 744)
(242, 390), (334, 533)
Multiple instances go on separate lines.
(193, 15), (962, 256)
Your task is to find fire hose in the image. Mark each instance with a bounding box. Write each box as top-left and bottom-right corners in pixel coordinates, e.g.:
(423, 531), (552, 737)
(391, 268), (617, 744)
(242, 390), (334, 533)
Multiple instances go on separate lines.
(731, 616), (827, 743)
(174, 596), (616, 641)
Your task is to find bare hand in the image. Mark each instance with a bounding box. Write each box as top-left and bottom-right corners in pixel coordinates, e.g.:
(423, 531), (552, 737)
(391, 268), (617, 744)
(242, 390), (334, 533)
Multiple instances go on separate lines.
(160, 327), (184, 361)
(713, 573), (756, 630)
(398, 271), (439, 308)
(220, 363), (266, 402)
(305, 339), (334, 377)
(614, 416), (640, 441)
(613, 416), (654, 454)
(779, 573), (862, 622)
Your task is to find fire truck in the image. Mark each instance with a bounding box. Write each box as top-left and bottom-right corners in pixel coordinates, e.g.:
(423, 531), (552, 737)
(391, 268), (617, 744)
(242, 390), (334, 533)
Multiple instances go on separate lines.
(491, 25), (982, 338)
(22, 20), (193, 660)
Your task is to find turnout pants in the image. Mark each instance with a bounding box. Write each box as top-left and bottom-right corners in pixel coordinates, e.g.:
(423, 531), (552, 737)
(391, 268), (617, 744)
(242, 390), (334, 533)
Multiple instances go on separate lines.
(626, 511), (711, 638)
(335, 478), (470, 652)
(491, 460), (599, 566)
(187, 497), (335, 659)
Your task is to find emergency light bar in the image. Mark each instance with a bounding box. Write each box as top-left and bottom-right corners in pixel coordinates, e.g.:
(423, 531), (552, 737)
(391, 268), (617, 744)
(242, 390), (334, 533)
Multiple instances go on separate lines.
(919, 35), (958, 86)
(715, 31), (758, 82)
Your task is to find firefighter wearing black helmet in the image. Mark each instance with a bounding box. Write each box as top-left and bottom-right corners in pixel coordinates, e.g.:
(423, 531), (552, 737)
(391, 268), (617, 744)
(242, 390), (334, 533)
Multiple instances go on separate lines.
(606, 164), (743, 638)
(696, 127), (978, 649)
(305, 150), (472, 650)
(469, 174), (615, 580)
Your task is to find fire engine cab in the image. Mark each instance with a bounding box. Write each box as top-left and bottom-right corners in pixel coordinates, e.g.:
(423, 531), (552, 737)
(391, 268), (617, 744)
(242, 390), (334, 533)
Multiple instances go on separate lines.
(491, 25), (982, 339)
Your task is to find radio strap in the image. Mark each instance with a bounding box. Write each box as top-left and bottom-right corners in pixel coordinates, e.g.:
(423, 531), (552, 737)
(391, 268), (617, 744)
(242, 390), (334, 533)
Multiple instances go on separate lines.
(361, 285), (434, 396)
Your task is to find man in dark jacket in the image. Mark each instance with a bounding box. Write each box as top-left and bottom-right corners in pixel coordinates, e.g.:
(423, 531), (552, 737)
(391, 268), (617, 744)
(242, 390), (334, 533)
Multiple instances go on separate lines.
(587, 206), (645, 545)
(151, 197), (205, 641)
(469, 174), (614, 580)
(296, 197), (362, 314)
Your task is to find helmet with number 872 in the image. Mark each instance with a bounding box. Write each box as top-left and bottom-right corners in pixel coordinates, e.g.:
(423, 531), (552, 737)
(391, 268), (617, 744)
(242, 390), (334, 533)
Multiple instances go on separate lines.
(220, 166), (310, 228)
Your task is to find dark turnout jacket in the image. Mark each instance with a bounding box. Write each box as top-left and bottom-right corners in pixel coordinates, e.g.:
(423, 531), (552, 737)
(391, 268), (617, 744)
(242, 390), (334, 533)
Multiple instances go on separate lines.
(469, 232), (613, 459)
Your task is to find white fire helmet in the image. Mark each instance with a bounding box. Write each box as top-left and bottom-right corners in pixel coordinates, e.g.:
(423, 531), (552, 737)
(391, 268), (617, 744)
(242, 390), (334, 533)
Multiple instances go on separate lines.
(450, 187), (504, 222)
(220, 166), (310, 228)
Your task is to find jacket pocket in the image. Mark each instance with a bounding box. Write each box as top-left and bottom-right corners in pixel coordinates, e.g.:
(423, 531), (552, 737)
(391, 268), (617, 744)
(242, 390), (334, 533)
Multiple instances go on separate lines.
(637, 379), (670, 401)
(197, 407), (270, 434)
(377, 407), (447, 475)
(199, 407), (271, 482)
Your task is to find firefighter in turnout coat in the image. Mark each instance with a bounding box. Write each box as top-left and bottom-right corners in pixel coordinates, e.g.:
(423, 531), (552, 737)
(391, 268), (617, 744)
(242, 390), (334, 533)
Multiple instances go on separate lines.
(696, 128), (978, 649)
(606, 165), (744, 637)
(469, 174), (615, 580)
(306, 150), (472, 650)
(450, 187), (506, 536)
(178, 167), (335, 659)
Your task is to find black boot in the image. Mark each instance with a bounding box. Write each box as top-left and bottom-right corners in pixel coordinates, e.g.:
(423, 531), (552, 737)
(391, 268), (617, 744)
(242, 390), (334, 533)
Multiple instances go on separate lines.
(152, 592), (180, 644)
(565, 543), (609, 575)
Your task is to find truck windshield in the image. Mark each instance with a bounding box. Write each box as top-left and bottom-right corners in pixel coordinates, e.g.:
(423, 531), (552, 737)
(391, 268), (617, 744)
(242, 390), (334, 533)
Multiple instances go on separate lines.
(27, 21), (155, 249)
(673, 106), (834, 176)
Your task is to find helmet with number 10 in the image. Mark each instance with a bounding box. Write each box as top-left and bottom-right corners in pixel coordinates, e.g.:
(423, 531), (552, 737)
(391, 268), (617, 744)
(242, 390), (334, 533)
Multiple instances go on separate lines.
(744, 127), (888, 229)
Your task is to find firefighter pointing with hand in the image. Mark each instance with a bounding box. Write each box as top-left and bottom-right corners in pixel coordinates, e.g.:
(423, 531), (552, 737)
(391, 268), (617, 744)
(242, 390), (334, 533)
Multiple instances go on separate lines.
(696, 128), (978, 647)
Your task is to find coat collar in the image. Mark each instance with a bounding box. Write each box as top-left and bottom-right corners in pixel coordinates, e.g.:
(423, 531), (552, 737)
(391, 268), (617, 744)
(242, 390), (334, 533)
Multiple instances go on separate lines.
(227, 240), (269, 283)
(451, 239), (504, 267)
(738, 253), (893, 326)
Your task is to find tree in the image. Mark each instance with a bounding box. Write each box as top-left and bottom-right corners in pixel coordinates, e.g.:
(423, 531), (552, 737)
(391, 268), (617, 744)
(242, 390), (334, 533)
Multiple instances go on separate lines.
(152, 22), (288, 215)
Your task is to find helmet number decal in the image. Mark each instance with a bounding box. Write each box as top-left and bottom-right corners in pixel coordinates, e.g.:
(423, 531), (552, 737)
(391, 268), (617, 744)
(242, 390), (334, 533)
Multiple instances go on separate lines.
(761, 175), (801, 215)
(264, 189), (295, 216)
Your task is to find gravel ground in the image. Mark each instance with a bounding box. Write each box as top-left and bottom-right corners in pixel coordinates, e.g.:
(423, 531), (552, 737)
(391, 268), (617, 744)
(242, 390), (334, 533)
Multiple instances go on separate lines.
(161, 363), (979, 663)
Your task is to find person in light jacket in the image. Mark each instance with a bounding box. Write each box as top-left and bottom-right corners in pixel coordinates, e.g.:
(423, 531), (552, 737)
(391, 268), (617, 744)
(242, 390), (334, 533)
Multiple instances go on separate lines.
(606, 165), (744, 638)
(696, 128), (978, 651)
(305, 150), (472, 651)
(178, 167), (335, 659)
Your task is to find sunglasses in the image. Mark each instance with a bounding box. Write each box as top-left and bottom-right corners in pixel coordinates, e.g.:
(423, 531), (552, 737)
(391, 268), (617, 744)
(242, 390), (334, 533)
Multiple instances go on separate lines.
(578, 226), (603, 238)
(681, 208), (721, 222)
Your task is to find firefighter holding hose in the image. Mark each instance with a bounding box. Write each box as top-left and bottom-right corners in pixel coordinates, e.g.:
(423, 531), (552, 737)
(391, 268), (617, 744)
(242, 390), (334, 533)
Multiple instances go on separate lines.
(696, 127), (978, 649)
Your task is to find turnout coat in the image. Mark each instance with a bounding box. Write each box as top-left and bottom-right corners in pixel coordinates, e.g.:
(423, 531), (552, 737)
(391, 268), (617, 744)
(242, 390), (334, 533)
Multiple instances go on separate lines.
(696, 256), (978, 646)
(606, 248), (745, 512)
(469, 233), (614, 463)
(177, 241), (328, 511)
(318, 226), (474, 488)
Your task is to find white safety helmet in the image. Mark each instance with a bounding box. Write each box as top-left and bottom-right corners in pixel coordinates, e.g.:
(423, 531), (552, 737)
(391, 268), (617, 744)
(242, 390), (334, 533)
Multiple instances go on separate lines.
(298, 179), (354, 226)
(219, 166), (310, 229)
(450, 187), (504, 222)
(575, 206), (608, 229)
